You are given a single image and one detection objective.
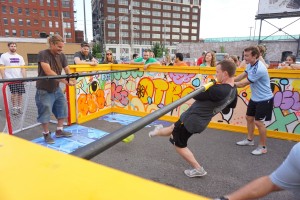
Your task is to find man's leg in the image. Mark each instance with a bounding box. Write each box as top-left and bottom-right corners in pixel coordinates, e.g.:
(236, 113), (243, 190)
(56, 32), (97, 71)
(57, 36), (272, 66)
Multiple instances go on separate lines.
(149, 124), (174, 137)
(175, 146), (201, 169)
(255, 120), (267, 146)
(246, 115), (255, 140)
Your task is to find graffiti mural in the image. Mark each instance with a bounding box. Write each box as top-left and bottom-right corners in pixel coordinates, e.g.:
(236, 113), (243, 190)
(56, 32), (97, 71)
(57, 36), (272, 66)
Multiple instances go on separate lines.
(75, 69), (299, 135)
(76, 74), (111, 119)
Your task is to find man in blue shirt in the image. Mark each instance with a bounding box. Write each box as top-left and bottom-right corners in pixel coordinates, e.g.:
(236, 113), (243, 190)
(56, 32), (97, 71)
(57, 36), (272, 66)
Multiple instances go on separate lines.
(215, 143), (300, 200)
(234, 46), (273, 155)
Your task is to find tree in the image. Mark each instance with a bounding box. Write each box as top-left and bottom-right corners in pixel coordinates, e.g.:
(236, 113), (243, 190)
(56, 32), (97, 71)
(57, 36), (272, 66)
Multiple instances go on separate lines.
(92, 43), (101, 59)
(151, 42), (167, 58)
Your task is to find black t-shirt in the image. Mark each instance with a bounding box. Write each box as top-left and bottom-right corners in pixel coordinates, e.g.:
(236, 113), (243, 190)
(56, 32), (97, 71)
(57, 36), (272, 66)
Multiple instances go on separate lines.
(74, 51), (93, 63)
(36, 49), (67, 92)
(180, 84), (237, 133)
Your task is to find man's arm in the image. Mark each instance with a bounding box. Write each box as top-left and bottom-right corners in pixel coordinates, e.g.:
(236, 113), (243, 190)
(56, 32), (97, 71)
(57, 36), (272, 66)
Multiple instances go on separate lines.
(74, 57), (98, 66)
(63, 66), (76, 86)
(234, 71), (247, 82)
(0, 65), (4, 78)
(222, 176), (282, 200)
(21, 67), (26, 78)
(234, 78), (250, 88)
(144, 61), (161, 70)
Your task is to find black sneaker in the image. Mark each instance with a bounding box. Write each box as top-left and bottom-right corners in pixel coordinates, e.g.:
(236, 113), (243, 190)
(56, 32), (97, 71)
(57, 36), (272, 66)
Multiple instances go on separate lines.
(55, 129), (72, 138)
(43, 133), (54, 144)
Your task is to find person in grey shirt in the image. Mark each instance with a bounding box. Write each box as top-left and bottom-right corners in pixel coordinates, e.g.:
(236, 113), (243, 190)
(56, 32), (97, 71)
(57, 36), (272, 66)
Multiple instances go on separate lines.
(149, 60), (237, 178)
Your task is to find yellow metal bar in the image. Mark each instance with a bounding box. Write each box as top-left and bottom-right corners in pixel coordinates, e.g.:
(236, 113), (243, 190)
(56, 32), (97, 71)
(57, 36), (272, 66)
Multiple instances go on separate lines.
(0, 134), (208, 200)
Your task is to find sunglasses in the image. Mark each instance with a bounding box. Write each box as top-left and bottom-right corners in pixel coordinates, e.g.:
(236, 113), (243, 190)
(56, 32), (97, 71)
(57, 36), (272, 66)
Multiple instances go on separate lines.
(106, 53), (112, 55)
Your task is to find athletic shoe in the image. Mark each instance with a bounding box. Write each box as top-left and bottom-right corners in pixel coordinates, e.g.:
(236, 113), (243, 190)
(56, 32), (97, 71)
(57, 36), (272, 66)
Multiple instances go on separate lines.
(44, 133), (54, 144)
(149, 124), (163, 138)
(236, 138), (254, 146)
(251, 146), (267, 155)
(17, 107), (23, 114)
(11, 107), (18, 115)
(55, 129), (72, 138)
(184, 167), (207, 178)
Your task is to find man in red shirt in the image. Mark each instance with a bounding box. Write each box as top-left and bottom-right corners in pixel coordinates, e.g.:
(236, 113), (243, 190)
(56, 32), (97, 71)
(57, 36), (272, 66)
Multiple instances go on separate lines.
(197, 51), (207, 66)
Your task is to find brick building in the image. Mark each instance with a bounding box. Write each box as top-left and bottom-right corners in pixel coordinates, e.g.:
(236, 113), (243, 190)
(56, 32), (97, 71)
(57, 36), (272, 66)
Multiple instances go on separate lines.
(92, 0), (202, 59)
(0, 0), (76, 43)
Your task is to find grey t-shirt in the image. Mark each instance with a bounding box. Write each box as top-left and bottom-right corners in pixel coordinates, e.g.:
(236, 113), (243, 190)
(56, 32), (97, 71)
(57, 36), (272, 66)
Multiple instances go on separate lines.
(180, 84), (237, 133)
(270, 143), (300, 199)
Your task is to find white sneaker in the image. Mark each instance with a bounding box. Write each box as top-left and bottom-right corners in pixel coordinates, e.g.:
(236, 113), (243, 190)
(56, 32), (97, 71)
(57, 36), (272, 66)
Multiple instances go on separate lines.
(236, 138), (254, 146)
(149, 124), (163, 138)
(251, 146), (267, 155)
(184, 167), (207, 178)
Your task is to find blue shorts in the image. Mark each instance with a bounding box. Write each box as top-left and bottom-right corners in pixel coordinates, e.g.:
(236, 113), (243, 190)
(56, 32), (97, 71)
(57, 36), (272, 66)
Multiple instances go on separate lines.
(35, 87), (67, 123)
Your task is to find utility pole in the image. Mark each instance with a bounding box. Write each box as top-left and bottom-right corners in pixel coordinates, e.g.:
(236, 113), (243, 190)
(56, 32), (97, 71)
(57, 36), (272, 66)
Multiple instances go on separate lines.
(130, 0), (134, 56)
(83, 0), (88, 42)
(61, 13), (66, 42)
(249, 26), (253, 40)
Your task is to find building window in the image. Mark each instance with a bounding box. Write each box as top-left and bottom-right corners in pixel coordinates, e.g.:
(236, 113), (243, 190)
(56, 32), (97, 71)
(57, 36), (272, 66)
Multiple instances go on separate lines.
(182, 28), (189, 33)
(47, 0), (50, 6)
(152, 19), (161, 24)
(3, 18), (8, 25)
(182, 35), (189, 40)
(119, 8), (128, 13)
(153, 11), (161, 17)
(11, 18), (15, 25)
(173, 6), (180, 11)
(182, 21), (189, 26)
(108, 0), (115, 4)
(183, 7), (190, 12)
(153, 3), (161, 9)
(163, 12), (171, 18)
(193, 7), (198, 13)
(108, 31), (115, 37)
(19, 19), (23, 25)
(28, 30), (32, 37)
(163, 5), (171, 10)
(27, 54), (38, 65)
(20, 30), (25, 36)
(133, 1), (140, 6)
(162, 19), (171, 24)
(142, 33), (150, 38)
(121, 24), (128, 29)
(33, 9), (37, 13)
(12, 30), (17, 36)
(142, 2), (150, 8)
(40, 10), (44, 16)
(193, 0), (200, 5)
(25, 8), (30, 15)
(107, 7), (115, 12)
(118, 0), (128, 5)
(191, 29), (197, 33)
(65, 32), (71, 38)
(108, 24), (115, 29)
(5, 29), (9, 36)
(173, 0), (181, 3)
(152, 26), (161, 31)
(34, 19), (38, 24)
(191, 36), (197, 40)
(27, 19), (31, 25)
(63, 12), (70, 18)
(173, 13), (180, 18)
(152, 34), (160, 39)
(172, 35), (179, 39)
(18, 7), (22, 14)
(142, 18), (150, 23)
(192, 15), (198, 20)
(172, 21), (180, 25)
(2, 6), (6, 13)
(40, 0), (44, 6)
(24, 0), (28, 3)
(41, 20), (45, 27)
(192, 22), (197, 27)
(10, 6), (14, 13)
(54, 10), (58, 17)
(182, 14), (189, 19)
(53, 0), (58, 7)
(141, 25), (150, 31)
(55, 21), (59, 28)
(48, 10), (52, 16)
(172, 28), (180, 32)
(133, 17), (140, 23)
(62, 0), (70, 7)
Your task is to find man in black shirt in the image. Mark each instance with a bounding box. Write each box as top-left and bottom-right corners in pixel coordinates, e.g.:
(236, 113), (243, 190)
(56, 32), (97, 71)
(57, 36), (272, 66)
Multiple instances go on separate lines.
(74, 41), (98, 66)
(149, 60), (237, 178)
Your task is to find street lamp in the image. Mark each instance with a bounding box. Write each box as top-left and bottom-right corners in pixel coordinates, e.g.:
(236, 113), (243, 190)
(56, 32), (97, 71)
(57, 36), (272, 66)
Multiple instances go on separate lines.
(179, 33), (183, 43)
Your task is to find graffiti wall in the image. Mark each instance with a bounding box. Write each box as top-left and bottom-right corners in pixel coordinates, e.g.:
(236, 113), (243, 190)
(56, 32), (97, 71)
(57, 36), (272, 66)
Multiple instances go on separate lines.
(73, 66), (300, 135)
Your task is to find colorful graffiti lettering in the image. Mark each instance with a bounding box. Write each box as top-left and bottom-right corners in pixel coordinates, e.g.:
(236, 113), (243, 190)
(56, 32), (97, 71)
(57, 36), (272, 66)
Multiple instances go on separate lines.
(111, 82), (129, 106)
(274, 91), (300, 111)
(169, 73), (196, 85)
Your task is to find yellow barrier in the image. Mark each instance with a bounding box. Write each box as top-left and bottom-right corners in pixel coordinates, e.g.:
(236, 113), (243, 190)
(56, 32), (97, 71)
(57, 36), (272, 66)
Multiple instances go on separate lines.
(0, 134), (208, 200)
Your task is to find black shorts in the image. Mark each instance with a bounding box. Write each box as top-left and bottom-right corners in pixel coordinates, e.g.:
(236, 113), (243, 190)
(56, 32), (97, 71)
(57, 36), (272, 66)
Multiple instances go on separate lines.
(169, 120), (193, 148)
(8, 83), (26, 94)
(246, 98), (274, 121)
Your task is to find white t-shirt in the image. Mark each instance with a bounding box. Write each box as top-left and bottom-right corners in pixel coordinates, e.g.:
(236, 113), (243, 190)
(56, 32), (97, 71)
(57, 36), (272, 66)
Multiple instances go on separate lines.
(0, 52), (25, 79)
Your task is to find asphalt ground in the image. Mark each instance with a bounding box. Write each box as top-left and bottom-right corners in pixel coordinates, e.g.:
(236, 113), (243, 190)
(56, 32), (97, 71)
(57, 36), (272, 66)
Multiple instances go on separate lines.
(5, 116), (296, 200)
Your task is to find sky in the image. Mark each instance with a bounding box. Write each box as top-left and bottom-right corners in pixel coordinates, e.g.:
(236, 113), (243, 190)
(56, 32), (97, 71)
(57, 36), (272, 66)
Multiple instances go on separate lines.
(74, 0), (300, 42)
